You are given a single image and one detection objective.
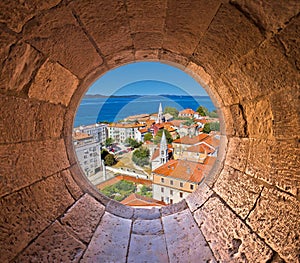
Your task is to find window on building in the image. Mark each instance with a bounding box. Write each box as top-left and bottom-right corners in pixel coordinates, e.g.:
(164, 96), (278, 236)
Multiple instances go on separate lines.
(180, 182), (183, 187)
(170, 199), (173, 204)
(161, 197), (164, 202)
(161, 187), (164, 193)
(179, 192), (183, 198)
(161, 178), (164, 183)
(170, 180), (173, 185)
(190, 184), (194, 190)
(170, 190), (173, 195)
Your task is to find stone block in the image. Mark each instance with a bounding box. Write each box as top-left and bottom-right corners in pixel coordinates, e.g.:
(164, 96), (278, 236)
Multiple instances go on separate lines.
(61, 194), (105, 243)
(0, 174), (74, 262)
(0, 26), (17, 71)
(278, 15), (300, 70)
(214, 166), (263, 219)
(231, 0), (300, 35)
(128, 234), (168, 263)
(71, 0), (132, 56)
(61, 169), (84, 200)
(132, 32), (163, 50)
(186, 183), (213, 212)
(132, 219), (162, 235)
(126, 0), (166, 33)
(244, 98), (274, 139)
(105, 49), (135, 69)
(161, 199), (187, 217)
(81, 212), (131, 262)
(247, 188), (300, 262)
(29, 59), (79, 106)
(15, 221), (85, 262)
(0, 42), (44, 94)
(159, 49), (189, 67)
(0, 139), (70, 198)
(133, 207), (161, 220)
(164, 0), (221, 56)
(193, 3), (263, 77)
(225, 40), (300, 101)
(24, 5), (103, 78)
(106, 199), (134, 219)
(0, 0), (61, 32)
(134, 49), (159, 61)
(194, 197), (273, 262)
(229, 104), (248, 137)
(0, 95), (65, 143)
(225, 137), (250, 171)
(163, 209), (215, 263)
(270, 87), (300, 140)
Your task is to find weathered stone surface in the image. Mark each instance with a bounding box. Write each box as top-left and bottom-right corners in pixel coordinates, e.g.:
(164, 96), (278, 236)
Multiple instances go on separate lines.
(0, 95), (65, 143)
(128, 234), (168, 263)
(0, 26), (17, 71)
(24, 6), (102, 78)
(247, 188), (300, 262)
(0, 174), (74, 262)
(132, 32), (163, 50)
(0, 139), (69, 197)
(278, 15), (300, 70)
(231, 0), (300, 35)
(159, 49), (189, 67)
(193, 3), (263, 77)
(106, 49), (135, 69)
(163, 209), (215, 263)
(29, 59), (79, 106)
(225, 40), (300, 101)
(244, 98), (273, 139)
(15, 221), (85, 262)
(0, 42), (44, 93)
(0, 0), (61, 33)
(61, 169), (83, 200)
(161, 199), (187, 216)
(61, 194), (105, 243)
(106, 199), (134, 219)
(132, 219), (162, 235)
(164, 0), (221, 56)
(81, 212), (131, 262)
(126, 0), (166, 33)
(227, 104), (248, 137)
(186, 183), (213, 212)
(133, 207), (161, 220)
(135, 49), (159, 61)
(214, 166), (263, 219)
(194, 197), (273, 262)
(71, 0), (132, 56)
(225, 137), (250, 171)
(270, 87), (300, 140)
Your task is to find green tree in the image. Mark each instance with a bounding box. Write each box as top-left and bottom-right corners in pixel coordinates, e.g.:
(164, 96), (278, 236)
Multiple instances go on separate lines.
(203, 123), (211, 134)
(154, 129), (173, 144)
(164, 106), (179, 117)
(208, 109), (218, 118)
(105, 137), (113, 147)
(104, 153), (116, 166)
(101, 149), (109, 160)
(183, 119), (194, 126)
(196, 106), (209, 116)
(132, 147), (150, 167)
(209, 122), (220, 131)
(137, 185), (153, 198)
(144, 132), (153, 142)
(101, 180), (135, 201)
(125, 138), (142, 148)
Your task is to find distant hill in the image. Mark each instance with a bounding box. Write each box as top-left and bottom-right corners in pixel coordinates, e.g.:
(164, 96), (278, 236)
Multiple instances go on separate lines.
(84, 94), (209, 99)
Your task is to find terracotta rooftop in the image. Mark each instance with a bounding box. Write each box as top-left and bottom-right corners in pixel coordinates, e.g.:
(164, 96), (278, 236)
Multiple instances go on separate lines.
(152, 159), (206, 183)
(72, 132), (93, 140)
(120, 193), (166, 207)
(138, 128), (149, 133)
(170, 120), (185, 127)
(186, 144), (215, 154)
(179, 108), (195, 115)
(108, 123), (145, 128)
(172, 133), (209, 145)
(203, 136), (220, 148)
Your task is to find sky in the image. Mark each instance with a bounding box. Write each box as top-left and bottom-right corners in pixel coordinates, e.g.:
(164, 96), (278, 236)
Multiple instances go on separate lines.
(87, 62), (208, 96)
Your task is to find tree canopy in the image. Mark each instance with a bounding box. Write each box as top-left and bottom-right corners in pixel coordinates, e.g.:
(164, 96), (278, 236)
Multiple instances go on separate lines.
(105, 137), (114, 147)
(144, 132), (153, 142)
(104, 153), (116, 166)
(154, 129), (173, 144)
(164, 106), (179, 117)
(132, 147), (150, 167)
(203, 122), (220, 133)
(125, 137), (142, 148)
(101, 180), (135, 201)
(196, 106), (209, 116)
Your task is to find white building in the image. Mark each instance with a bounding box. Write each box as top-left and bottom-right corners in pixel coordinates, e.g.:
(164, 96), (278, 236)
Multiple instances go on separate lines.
(74, 123), (107, 145)
(73, 132), (102, 178)
(107, 123), (146, 143)
(151, 130), (169, 170)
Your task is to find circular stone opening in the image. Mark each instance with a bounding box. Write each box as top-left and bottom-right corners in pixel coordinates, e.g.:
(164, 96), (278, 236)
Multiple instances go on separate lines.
(72, 61), (224, 208)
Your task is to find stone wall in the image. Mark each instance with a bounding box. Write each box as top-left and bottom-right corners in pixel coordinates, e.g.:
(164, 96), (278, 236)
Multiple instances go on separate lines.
(0, 0), (299, 262)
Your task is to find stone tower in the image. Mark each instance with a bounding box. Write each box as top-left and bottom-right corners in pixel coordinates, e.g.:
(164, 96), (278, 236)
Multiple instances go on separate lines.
(160, 130), (168, 164)
(156, 102), (164, 123)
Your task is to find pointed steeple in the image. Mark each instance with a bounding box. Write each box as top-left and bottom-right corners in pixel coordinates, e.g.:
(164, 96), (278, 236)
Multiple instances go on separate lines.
(156, 103), (164, 123)
(160, 130), (168, 164)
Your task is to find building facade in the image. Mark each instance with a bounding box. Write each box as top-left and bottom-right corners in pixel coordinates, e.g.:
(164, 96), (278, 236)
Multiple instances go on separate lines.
(74, 123), (107, 145)
(107, 123), (146, 143)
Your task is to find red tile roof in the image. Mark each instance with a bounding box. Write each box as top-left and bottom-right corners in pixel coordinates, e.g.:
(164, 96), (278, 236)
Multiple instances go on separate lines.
(73, 132), (92, 140)
(186, 144), (214, 154)
(152, 159), (206, 183)
(172, 133), (209, 145)
(179, 108), (195, 115)
(120, 193), (165, 207)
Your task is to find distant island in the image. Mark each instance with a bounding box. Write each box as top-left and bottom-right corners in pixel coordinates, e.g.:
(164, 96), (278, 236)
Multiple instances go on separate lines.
(84, 94), (209, 99)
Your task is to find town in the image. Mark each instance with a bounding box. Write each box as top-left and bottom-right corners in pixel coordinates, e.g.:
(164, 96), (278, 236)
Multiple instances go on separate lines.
(73, 104), (220, 207)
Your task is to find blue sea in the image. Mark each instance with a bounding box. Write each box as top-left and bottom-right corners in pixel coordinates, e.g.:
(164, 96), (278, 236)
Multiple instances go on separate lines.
(74, 95), (215, 127)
